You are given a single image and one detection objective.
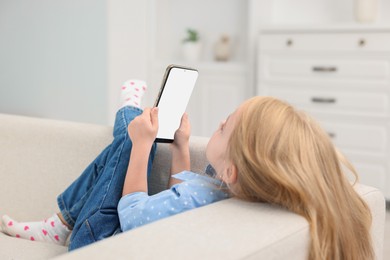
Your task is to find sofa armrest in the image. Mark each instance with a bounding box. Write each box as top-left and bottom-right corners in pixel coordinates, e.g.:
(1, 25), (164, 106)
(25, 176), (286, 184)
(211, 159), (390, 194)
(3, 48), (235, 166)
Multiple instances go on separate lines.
(53, 198), (310, 260)
(52, 183), (386, 260)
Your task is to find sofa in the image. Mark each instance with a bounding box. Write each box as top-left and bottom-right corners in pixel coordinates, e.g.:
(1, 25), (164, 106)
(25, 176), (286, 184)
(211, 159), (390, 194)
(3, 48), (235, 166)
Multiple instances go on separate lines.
(0, 113), (386, 259)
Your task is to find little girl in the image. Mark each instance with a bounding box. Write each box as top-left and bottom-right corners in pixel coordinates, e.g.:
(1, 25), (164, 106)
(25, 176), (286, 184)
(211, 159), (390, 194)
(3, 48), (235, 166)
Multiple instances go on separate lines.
(1, 81), (374, 259)
(1, 80), (229, 250)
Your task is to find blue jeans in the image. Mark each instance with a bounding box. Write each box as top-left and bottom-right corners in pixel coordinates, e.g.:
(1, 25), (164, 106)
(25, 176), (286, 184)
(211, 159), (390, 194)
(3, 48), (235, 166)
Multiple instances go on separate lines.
(57, 106), (157, 251)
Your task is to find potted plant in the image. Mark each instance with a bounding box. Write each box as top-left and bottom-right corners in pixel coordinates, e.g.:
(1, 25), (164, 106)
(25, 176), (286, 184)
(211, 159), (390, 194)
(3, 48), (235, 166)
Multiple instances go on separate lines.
(182, 28), (202, 62)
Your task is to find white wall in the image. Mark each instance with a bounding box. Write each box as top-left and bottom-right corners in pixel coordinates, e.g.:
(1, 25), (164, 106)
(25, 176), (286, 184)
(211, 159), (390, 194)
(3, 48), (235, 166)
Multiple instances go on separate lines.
(0, 0), (108, 124)
(106, 0), (149, 125)
(0, 0), (149, 125)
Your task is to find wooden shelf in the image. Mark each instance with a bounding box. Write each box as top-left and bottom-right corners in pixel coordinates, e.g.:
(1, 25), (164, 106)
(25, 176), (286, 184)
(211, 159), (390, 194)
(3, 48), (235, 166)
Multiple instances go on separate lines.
(152, 60), (246, 74)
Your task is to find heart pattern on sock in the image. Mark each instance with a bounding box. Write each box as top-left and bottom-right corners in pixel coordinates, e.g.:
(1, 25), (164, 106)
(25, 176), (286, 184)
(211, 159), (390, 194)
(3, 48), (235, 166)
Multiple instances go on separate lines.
(119, 79), (147, 109)
(1, 214), (70, 246)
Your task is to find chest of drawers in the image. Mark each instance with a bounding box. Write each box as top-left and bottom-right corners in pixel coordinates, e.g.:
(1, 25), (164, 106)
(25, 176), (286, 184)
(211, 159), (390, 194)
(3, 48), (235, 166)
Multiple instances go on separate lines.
(257, 27), (390, 199)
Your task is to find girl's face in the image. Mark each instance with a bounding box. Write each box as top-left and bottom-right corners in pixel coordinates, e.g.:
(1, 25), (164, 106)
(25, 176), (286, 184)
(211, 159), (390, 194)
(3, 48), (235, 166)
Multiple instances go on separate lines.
(206, 106), (242, 181)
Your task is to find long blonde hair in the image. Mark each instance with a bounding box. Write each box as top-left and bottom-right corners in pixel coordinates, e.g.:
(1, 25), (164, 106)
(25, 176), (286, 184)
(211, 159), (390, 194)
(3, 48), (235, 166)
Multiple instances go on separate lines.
(228, 96), (373, 260)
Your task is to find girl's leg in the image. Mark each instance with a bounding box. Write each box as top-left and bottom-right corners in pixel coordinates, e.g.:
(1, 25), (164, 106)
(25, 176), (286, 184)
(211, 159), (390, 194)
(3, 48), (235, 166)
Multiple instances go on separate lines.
(68, 106), (157, 250)
(64, 80), (152, 250)
(57, 106), (144, 229)
(1, 80), (150, 247)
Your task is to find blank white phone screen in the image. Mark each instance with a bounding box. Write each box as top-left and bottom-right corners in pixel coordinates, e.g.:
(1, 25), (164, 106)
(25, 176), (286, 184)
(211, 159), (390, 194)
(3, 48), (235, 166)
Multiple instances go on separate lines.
(156, 68), (198, 141)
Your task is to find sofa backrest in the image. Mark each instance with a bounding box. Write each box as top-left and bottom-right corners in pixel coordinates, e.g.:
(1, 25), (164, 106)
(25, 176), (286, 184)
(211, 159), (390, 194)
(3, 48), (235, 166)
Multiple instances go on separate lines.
(0, 114), (114, 220)
(0, 113), (209, 220)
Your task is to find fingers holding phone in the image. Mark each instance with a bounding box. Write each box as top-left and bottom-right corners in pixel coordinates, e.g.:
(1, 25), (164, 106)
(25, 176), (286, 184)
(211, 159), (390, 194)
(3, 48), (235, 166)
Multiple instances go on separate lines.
(128, 107), (159, 147)
(170, 113), (191, 178)
(173, 113), (191, 148)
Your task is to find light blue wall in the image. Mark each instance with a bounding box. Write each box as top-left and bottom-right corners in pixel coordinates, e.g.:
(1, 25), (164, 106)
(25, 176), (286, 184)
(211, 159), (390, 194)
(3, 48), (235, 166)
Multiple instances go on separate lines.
(0, 0), (108, 124)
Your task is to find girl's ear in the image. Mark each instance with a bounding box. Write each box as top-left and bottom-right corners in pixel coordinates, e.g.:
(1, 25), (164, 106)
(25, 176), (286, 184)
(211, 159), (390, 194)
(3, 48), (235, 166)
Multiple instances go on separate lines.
(225, 164), (238, 184)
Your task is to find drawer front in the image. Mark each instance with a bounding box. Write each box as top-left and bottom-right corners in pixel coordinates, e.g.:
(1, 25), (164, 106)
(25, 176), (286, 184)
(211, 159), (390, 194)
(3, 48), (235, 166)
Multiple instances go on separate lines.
(265, 57), (389, 81)
(318, 121), (387, 154)
(259, 32), (390, 52)
(267, 88), (389, 116)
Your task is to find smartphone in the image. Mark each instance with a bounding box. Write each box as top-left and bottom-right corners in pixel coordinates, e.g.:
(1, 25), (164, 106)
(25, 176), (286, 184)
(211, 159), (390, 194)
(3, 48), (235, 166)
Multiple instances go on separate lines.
(154, 65), (199, 143)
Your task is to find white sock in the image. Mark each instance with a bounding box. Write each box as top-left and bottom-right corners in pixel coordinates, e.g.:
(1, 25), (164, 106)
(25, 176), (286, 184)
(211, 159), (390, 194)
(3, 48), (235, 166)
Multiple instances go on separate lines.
(1, 214), (71, 246)
(120, 79), (147, 109)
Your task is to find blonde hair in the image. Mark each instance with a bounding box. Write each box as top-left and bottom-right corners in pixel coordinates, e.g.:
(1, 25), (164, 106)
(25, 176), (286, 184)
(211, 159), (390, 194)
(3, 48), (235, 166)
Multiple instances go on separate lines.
(227, 96), (373, 260)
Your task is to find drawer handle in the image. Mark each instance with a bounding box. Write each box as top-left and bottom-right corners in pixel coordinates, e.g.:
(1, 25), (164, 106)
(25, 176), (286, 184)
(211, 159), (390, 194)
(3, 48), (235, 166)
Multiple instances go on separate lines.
(358, 38), (366, 47)
(311, 97), (336, 104)
(312, 66), (337, 73)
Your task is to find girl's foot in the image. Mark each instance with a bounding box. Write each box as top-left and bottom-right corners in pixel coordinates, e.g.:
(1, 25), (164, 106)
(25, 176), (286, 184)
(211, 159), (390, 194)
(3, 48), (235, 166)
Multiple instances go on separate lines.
(120, 79), (147, 109)
(1, 214), (71, 246)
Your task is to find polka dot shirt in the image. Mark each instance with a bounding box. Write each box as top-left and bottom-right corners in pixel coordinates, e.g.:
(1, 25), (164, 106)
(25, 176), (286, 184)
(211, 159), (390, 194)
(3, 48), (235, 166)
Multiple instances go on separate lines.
(117, 171), (230, 232)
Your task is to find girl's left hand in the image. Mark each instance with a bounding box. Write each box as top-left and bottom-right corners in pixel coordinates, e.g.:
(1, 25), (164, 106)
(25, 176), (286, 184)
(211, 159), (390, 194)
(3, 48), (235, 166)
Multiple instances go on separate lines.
(172, 113), (191, 149)
(128, 107), (159, 148)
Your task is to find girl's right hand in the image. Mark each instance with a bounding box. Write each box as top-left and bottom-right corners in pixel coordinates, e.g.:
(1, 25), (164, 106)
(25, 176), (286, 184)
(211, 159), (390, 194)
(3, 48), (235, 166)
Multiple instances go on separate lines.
(128, 107), (159, 148)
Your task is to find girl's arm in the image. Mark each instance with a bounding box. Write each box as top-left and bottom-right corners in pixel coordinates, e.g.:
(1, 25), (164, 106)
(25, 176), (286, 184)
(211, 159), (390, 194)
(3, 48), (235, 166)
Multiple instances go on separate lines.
(168, 113), (191, 188)
(122, 108), (159, 196)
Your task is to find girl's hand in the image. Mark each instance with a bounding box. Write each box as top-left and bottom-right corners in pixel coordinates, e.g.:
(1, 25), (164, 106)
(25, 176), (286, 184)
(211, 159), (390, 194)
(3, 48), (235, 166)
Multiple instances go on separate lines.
(169, 113), (191, 185)
(123, 108), (158, 196)
(128, 107), (159, 148)
(172, 113), (191, 149)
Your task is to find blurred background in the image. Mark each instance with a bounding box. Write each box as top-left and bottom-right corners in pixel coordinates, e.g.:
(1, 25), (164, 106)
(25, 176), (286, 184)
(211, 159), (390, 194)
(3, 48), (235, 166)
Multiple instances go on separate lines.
(2, 1), (390, 256)
(1, 0), (390, 136)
